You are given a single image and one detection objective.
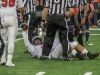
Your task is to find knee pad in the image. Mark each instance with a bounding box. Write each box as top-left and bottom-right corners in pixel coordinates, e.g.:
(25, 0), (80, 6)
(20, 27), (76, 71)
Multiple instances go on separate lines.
(70, 41), (78, 49)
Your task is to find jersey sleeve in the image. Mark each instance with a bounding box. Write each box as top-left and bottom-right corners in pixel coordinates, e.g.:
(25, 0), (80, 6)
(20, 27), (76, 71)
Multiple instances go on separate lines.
(22, 31), (36, 56)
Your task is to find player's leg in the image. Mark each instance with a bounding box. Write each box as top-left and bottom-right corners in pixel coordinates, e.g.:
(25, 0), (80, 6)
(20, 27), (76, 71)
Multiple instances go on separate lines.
(6, 17), (18, 66)
(77, 14), (84, 46)
(51, 43), (63, 59)
(41, 26), (56, 57)
(40, 15), (57, 60)
(75, 43), (99, 59)
(0, 28), (7, 65)
(59, 19), (70, 60)
(85, 16), (90, 44)
(49, 31), (61, 58)
(69, 41), (85, 60)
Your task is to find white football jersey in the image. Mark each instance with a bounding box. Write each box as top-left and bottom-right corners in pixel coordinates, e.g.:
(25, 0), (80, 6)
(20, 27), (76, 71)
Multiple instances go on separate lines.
(0, 0), (24, 17)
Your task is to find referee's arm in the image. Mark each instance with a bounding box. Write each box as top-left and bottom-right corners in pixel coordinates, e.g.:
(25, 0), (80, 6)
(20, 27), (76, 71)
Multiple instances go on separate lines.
(81, 1), (88, 25)
(42, 7), (48, 21)
(40, 7), (48, 28)
(40, 0), (49, 28)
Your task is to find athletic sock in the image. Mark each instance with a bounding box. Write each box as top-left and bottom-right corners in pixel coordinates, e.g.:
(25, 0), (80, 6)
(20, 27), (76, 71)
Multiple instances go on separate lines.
(85, 32), (89, 42)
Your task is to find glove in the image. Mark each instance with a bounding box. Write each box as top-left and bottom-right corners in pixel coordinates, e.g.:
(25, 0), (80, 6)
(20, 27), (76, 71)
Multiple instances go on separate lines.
(20, 23), (28, 31)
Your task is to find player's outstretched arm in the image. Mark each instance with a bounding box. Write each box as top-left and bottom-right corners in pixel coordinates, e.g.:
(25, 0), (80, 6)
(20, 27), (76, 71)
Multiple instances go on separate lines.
(20, 23), (28, 32)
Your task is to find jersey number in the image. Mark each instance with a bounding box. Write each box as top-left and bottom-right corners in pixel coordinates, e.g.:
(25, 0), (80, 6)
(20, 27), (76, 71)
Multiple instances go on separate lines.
(1, 0), (15, 7)
(54, 0), (60, 3)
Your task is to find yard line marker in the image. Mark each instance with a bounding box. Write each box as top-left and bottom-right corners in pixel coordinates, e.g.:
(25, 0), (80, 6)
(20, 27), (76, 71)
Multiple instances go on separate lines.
(84, 72), (93, 75)
(6, 38), (23, 43)
(89, 28), (100, 30)
(90, 34), (100, 35)
(36, 72), (45, 75)
(14, 38), (23, 42)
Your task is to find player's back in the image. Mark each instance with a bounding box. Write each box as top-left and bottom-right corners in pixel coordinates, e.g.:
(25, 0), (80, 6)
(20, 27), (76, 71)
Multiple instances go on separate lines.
(0, 0), (23, 17)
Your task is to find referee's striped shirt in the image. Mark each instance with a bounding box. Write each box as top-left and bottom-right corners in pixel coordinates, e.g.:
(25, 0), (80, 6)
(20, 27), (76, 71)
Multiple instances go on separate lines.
(72, 0), (87, 12)
(24, 0), (36, 15)
(44, 0), (73, 15)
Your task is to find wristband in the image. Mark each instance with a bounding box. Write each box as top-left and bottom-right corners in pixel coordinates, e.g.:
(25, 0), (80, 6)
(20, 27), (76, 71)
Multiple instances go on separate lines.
(41, 19), (45, 22)
(84, 16), (86, 17)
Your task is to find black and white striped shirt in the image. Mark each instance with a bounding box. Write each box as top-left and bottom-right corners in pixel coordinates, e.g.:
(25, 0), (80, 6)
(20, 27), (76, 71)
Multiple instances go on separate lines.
(24, 0), (36, 15)
(72, 0), (87, 12)
(44, 0), (72, 15)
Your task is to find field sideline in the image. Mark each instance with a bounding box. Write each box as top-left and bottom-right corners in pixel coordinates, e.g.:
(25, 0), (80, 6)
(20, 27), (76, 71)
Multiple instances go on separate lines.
(0, 27), (100, 75)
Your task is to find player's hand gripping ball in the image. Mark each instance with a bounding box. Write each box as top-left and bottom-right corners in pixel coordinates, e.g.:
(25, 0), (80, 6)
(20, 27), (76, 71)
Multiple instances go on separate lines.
(21, 23), (28, 31)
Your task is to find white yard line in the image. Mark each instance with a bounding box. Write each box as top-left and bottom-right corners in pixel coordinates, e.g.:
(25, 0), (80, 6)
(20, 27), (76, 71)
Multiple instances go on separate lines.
(84, 72), (93, 75)
(36, 72), (45, 75)
(89, 28), (100, 30)
(6, 38), (23, 43)
(14, 38), (23, 42)
(90, 34), (100, 35)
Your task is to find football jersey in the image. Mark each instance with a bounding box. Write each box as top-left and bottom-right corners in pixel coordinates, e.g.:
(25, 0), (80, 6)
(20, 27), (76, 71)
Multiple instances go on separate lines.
(0, 0), (24, 17)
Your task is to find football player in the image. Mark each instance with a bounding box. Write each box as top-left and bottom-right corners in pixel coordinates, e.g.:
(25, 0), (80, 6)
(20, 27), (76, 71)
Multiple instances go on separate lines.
(21, 24), (99, 60)
(0, 0), (24, 67)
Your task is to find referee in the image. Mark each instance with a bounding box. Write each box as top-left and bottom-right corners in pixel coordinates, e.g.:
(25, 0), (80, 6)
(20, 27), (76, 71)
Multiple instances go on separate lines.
(24, 0), (38, 43)
(39, 0), (74, 61)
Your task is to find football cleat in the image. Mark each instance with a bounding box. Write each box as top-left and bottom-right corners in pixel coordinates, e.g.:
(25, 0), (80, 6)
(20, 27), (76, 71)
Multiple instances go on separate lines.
(0, 58), (6, 65)
(76, 53), (86, 60)
(6, 61), (15, 67)
(91, 53), (99, 59)
(87, 52), (99, 60)
(85, 41), (89, 44)
(62, 57), (73, 61)
(38, 55), (46, 60)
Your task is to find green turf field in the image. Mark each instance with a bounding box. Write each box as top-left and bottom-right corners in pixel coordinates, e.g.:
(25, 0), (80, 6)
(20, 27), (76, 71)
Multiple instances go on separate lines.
(0, 27), (100, 75)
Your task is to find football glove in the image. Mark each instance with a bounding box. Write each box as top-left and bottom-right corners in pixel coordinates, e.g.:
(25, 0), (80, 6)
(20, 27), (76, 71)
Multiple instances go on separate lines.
(20, 23), (28, 31)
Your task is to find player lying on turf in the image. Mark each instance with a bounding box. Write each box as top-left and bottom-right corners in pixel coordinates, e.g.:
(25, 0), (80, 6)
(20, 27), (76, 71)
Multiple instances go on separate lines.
(21, 23), (99, 60)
